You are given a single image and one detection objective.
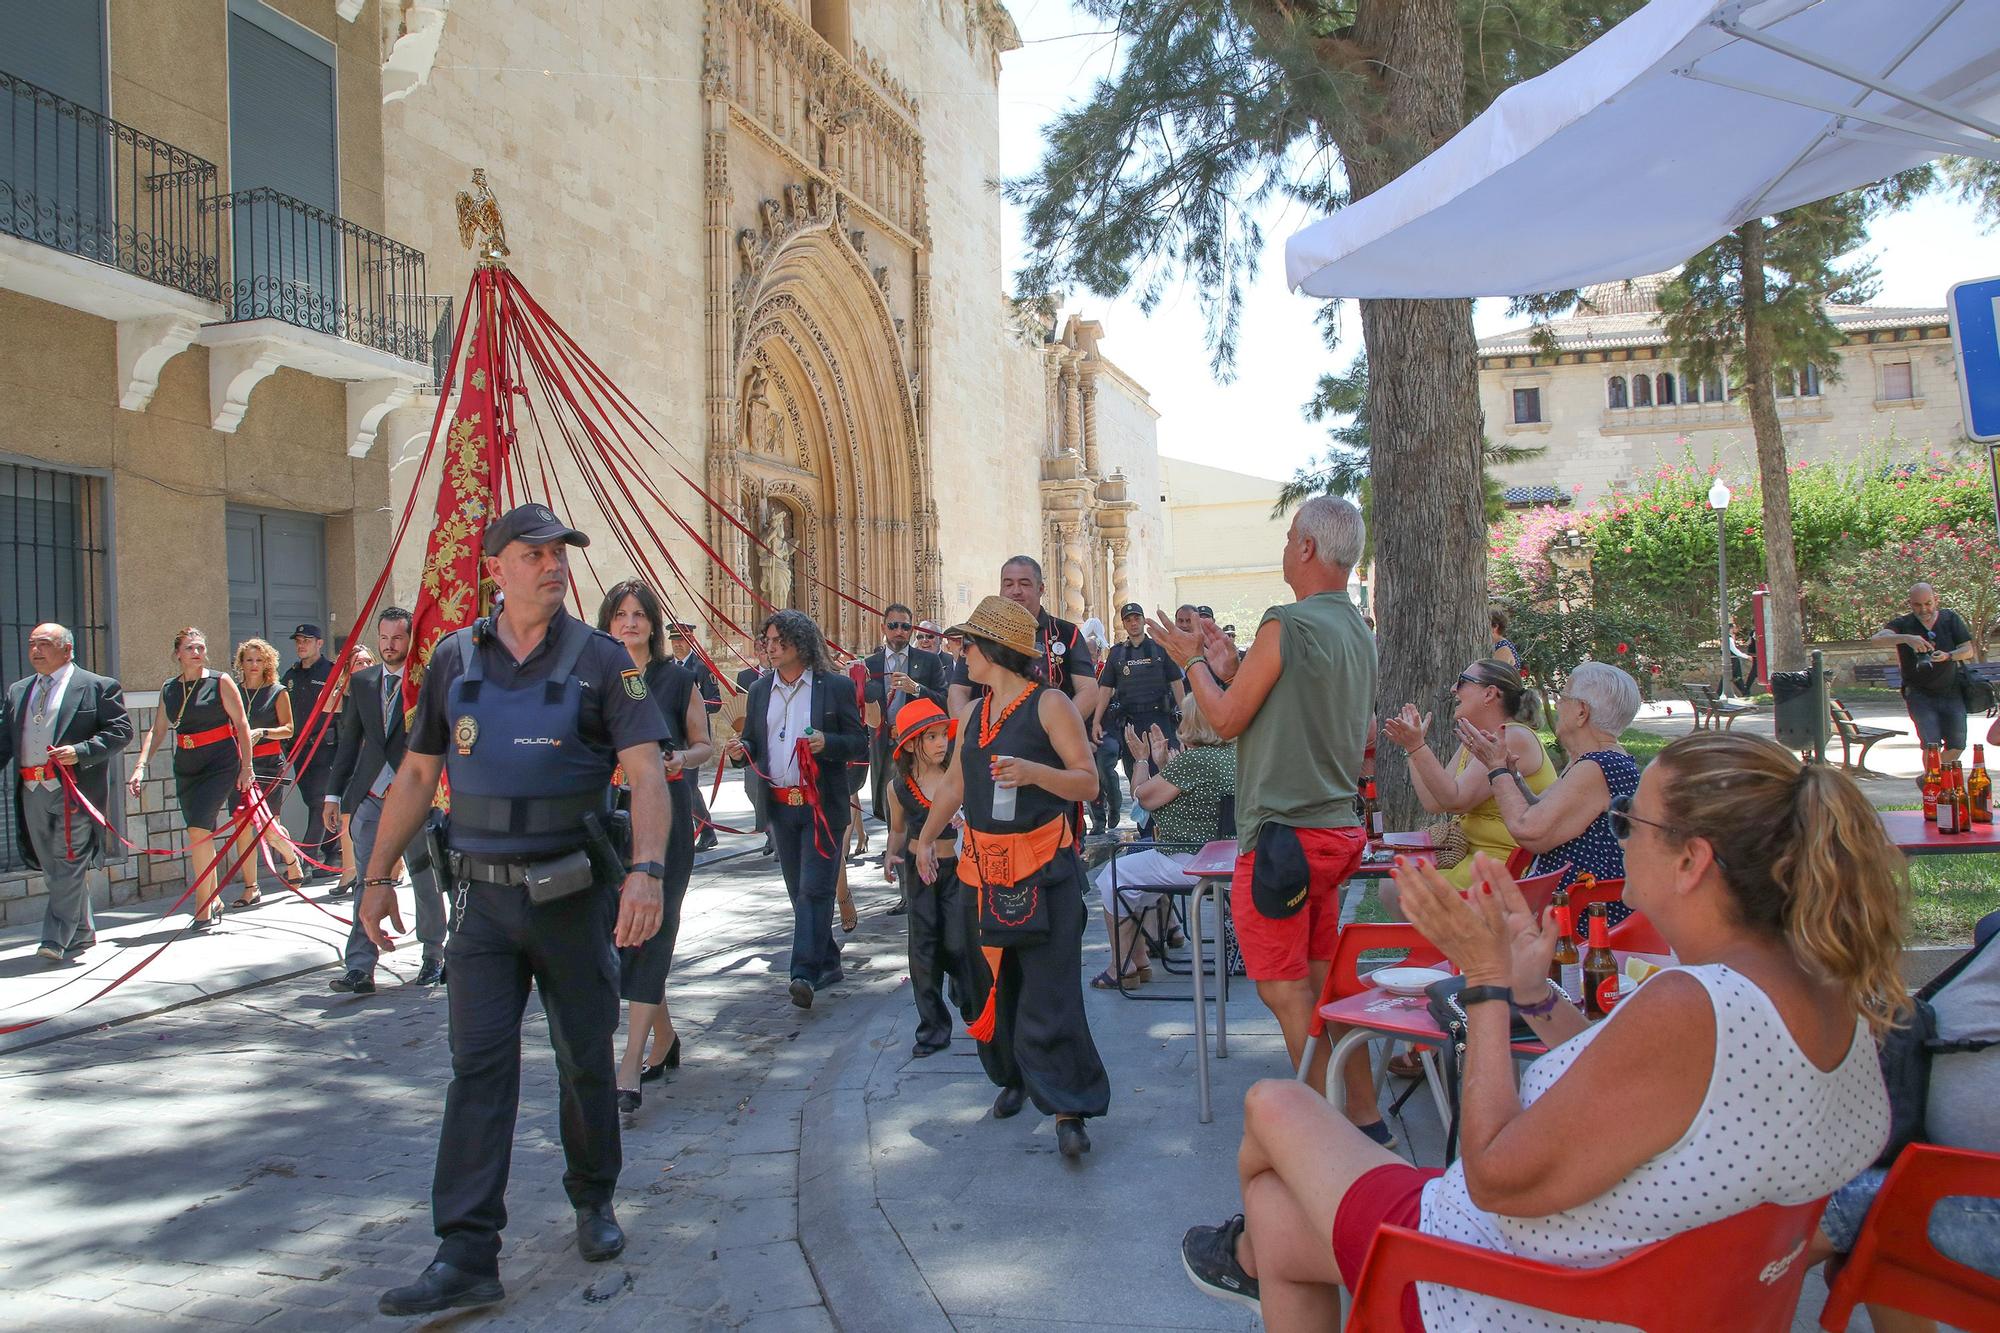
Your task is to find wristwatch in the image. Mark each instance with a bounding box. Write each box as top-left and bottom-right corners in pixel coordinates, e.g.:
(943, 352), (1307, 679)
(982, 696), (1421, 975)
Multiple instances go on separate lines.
(1457, 984), (1516, 1009)
(628, 860), (668, 881)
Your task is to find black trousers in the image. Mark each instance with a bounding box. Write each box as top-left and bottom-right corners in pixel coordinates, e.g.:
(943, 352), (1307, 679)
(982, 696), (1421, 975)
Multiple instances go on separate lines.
(969, 855), (1111, 1119)
(294, 755), (337, 869)
(905, 853), (974, 1048)
(769, 802), (845, 983)
(869, 728), (891, 821)
(433, 876), (621, 1276)
(1091, 733), (1123, 831)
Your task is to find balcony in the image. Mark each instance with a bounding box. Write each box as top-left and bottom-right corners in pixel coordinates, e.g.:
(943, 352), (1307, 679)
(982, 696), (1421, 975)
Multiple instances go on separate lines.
(0, 68), (225, 411)
(197, 187), (435, 452)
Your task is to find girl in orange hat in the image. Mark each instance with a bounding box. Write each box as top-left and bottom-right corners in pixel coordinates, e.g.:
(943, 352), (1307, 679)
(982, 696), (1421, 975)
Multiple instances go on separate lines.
(884, 699), (974, 1058)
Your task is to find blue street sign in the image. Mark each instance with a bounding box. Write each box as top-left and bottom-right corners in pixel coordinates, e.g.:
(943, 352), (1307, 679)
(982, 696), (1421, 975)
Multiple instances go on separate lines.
(1948, 275), (2000, 443)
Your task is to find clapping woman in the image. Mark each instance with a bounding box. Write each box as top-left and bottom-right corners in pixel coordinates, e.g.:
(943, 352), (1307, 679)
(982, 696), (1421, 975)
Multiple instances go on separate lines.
(128, 628), (254, 930)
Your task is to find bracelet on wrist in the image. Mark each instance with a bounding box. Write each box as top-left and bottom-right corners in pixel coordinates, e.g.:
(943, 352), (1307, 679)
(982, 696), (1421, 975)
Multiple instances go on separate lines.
(1513, 981), (1565, 1018)
(363, 876), (399, 888)
(1487, 766), (1512, 783)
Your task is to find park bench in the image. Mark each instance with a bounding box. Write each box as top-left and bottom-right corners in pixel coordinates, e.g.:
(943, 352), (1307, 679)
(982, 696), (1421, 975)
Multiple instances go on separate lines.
(1829, 697), (1898, 777)
(1681, 681), (1761, 732)
(1852, 661), (2000, 690)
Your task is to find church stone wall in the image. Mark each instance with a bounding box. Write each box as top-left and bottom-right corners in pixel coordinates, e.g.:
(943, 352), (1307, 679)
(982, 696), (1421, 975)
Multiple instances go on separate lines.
(1092, 365), (1165, 608)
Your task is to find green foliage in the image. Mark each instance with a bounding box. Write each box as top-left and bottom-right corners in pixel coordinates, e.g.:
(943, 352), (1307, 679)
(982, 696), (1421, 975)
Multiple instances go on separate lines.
(1489, 451), (1997, 658)
(1496, 572), (1677, 696)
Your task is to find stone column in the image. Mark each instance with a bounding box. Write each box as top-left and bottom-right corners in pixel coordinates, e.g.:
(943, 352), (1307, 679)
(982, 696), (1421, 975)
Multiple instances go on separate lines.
(1042, 355), (1061, 454)
(1110, 538), (1130, 611)
(1079, 369), (1099, 475)
(1059, 524), (1088, 623)
(1062, 359), (1083, 459)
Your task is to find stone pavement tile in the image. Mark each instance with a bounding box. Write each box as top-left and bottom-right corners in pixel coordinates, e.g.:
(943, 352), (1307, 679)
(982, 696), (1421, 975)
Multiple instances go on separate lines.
(737, 1305), (838, 1333)
(33, 1272), (125, 1302)
(712, 1195), (799, 1250)
(105, 1282), (194, 1314)
(171, 1293), (289, 1325)
(715, 1242), (822, 1318)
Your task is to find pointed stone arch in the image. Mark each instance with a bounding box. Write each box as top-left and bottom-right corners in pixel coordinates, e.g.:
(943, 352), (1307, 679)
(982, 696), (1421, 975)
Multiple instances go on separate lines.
(711, 221), (933, 649)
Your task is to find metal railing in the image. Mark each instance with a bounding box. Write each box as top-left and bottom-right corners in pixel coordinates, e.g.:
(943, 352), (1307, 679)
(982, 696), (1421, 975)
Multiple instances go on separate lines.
(0, 69), (221, 301)
(206, 186), (432, 363)
(421, 293), (454, 387)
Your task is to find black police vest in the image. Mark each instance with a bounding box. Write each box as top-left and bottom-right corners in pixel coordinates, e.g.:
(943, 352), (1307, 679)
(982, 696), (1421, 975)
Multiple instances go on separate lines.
(1112, 641), (1171, 714)
(443, 618), (613, 857)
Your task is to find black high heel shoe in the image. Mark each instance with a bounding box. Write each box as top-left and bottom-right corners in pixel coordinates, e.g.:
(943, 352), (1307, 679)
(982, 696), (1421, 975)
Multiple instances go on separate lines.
(640, 1035), (682, 1083)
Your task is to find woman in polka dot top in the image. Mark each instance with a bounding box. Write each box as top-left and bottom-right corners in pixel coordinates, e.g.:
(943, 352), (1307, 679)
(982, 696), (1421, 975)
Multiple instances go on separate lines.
(1181, 732), (1904, 1332)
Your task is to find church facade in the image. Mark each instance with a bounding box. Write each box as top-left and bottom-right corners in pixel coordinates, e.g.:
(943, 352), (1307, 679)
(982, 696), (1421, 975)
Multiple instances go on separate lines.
(375, 0), (1162, 651)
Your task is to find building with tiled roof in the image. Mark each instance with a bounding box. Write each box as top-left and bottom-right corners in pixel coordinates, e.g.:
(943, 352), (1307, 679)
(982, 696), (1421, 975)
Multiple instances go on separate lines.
(1479, 275), (1960, 505)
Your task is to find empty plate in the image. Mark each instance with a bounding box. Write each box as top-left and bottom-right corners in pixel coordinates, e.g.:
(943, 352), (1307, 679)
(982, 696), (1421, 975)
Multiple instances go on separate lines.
(1370, 966), (1452, 996)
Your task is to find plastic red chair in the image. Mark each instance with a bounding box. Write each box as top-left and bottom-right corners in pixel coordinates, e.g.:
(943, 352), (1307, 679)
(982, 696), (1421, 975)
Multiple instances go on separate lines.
(1819, 1143), (2000, 1332)
(1344, 1198), (1828, 1332)
(1504, 845), (1534, 877)
(1607, 910), (1670, 955)
(1569, 876), (1626, 917)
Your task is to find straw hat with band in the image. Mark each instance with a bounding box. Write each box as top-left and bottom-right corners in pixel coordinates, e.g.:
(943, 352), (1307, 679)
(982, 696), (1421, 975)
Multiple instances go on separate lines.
(949, 595), (1038, 659)
(891, 698), (957, 758)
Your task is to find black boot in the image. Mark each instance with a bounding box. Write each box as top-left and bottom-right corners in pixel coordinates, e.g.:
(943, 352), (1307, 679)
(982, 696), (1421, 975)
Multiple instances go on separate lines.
(992, 1086), (1027, 1119)
(378, 1262), (503, 1316)
(575, 1203), (626, 1262)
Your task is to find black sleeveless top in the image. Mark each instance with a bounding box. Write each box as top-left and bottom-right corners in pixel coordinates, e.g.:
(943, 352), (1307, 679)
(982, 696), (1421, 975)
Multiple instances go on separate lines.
(161, 672), (235, 771)
(245, 683), (284, 771)
(894, 771), (958, 868)
(644, 658), (695, 752)
(959, 684), (1070, 833)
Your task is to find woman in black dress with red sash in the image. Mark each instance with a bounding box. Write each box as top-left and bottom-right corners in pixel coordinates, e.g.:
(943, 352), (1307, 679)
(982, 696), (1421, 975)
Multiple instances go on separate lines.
(227, 638), (308, 907)
(600, 582), (711, 1115)
(914, 596), (1109, 1160)
(128, 627), (254, 929)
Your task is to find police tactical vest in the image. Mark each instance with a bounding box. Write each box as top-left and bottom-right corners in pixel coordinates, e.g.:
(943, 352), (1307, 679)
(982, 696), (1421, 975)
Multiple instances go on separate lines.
(443, 617), (613, 857)
(1112, 640), (1171, 714)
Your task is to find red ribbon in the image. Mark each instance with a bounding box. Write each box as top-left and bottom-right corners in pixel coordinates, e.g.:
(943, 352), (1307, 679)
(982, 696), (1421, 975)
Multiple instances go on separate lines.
(792, 739), (839, 860)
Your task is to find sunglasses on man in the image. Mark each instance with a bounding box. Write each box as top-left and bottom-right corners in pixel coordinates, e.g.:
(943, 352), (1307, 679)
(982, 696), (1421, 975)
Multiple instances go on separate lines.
(885, 620), (913, 631)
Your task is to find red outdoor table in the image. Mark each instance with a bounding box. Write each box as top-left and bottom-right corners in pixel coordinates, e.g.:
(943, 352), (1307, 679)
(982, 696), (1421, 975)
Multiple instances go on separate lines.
(1879, 809), (2000, 856)
(1175, 834), (1439, 1123)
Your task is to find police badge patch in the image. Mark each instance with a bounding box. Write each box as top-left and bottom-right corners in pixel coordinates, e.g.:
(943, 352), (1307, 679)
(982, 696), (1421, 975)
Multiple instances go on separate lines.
(621, 669), (648, 701)
(454, 714), (479, 755)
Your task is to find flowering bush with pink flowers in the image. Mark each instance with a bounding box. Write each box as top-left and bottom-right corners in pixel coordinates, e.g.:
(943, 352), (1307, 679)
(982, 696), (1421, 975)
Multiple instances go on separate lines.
(1805, 525), (2000, 651)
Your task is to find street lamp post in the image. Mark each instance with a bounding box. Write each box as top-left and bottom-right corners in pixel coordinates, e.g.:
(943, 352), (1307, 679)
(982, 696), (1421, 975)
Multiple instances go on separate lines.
(1709, 478), (1732, 696)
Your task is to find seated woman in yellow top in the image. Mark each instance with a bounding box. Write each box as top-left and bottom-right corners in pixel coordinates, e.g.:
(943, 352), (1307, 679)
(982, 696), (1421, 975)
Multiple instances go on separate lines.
(1380, 660), (1553, 898)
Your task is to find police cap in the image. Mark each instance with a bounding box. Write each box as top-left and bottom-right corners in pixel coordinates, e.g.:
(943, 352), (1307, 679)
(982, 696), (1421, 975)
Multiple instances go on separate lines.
(1118, 603), (1144, 620)
(483, 503), (591, 556)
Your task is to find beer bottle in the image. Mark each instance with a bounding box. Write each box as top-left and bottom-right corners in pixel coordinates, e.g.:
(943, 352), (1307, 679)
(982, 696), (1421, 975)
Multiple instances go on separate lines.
(1970, 746), (1992, 826)
(1550, 902), (1582, 1002)
(1939, 766), (1960, 835)
(1582, 904), (1620, 1020)
(1546, 886), (1571, 984)
(1923, 746), (1942, 824)
(1954, 763), (1971, 836)
(1363, 777), (1384, 840)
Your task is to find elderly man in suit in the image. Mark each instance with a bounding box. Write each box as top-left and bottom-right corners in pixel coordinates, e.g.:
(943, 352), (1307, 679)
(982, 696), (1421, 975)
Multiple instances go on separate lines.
(323, 607), (445, 992)
(725, 610), (865, 1010)
(1, 623), (133, 962)
(861, 603), (947, 824)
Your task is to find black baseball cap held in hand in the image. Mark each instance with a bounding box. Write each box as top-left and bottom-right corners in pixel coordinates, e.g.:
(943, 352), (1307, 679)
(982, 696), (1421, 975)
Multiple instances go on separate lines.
(482, 503), (591, 556)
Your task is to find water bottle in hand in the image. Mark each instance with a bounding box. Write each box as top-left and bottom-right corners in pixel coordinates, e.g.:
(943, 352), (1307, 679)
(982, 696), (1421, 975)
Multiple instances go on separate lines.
(989, 756), (1016, 824)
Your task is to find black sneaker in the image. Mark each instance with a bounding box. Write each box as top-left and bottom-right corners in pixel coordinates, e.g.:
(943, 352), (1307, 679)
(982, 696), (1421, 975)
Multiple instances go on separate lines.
(1181, 1214), (1260, 1310)
(329, 970), (375, 994)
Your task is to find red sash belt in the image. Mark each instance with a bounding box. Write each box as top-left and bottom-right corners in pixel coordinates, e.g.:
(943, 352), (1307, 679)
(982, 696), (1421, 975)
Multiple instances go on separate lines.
(177, 723), (234, 750)
(20, 763), (58, 783)
(769, 785), (810, 806)
(252, 740), (283, 758)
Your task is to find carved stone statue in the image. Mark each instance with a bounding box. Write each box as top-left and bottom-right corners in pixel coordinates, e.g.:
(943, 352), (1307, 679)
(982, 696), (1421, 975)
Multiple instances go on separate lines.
(758, 507), (797, 610)
(741, 366), (784, 456)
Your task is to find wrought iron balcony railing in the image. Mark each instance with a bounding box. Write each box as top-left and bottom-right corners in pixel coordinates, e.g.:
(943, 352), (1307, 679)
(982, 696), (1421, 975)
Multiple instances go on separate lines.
(0, 69), (222, 301)
(205, 186), (433, 365)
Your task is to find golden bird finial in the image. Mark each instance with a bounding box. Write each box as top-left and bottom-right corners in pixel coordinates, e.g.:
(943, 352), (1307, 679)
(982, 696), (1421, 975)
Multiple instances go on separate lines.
(454, 168), (510, 267)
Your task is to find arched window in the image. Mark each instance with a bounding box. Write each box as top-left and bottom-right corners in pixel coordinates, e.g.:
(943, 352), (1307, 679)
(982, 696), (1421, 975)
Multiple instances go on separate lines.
(1656, 372), (1675, 405)
(1632, 373), (1653, 407)
(1607, 375), (1628, 409)
(1702, 370), (1725, 403)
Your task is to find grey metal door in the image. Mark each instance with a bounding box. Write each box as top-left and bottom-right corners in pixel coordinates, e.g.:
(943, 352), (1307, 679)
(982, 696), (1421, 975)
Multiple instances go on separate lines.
(226, 506), (327, 652)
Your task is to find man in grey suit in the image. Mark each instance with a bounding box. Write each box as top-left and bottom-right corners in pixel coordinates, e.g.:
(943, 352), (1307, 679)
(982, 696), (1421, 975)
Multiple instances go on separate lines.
(1, 623), (133, 962)
(323, 607), (445, 992)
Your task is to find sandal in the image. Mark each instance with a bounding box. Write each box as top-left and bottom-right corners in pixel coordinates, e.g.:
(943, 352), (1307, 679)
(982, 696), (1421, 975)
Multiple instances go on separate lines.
(235, 890), (263, 910)
(1090, 967), (1145, 990)
(1386, 1052), (1426, 1079)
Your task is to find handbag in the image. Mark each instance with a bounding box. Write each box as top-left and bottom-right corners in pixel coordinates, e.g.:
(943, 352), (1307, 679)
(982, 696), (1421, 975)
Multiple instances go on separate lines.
(1424, 974), (1543, 1164)
(1423, 815), (1471, 871)
(973, 849), (1069, 946)
(1873, 930), (1997, 1168)
(1959, 664), (1996, 715)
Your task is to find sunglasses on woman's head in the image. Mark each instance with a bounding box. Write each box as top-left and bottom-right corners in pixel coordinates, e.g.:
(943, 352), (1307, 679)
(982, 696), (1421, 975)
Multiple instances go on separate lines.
(1608, 794), (1728, 868)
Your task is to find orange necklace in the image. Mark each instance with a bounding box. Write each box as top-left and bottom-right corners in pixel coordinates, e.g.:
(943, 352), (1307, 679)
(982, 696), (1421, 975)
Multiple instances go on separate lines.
(978, 682), (1038, 748)
(904, 774), (933, 810)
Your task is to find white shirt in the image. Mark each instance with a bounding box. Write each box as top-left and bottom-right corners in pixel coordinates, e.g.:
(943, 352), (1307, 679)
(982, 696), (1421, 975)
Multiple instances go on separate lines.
(765, 670), (815, 787)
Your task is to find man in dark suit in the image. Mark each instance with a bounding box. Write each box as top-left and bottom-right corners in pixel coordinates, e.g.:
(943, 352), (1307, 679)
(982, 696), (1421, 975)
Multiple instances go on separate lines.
(1, 623), (133, 962)
(725, 610), (865, 1010)
(323, 607), (445, 992)
(282, 623), (338, 881)
(669, 621), (724, 851)
(861, 602), (948, 823)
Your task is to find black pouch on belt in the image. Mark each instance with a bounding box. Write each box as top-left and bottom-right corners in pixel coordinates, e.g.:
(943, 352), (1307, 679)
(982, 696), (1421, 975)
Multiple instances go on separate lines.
(1249, 822), (1309, 919)
(523, 848), (596, 904)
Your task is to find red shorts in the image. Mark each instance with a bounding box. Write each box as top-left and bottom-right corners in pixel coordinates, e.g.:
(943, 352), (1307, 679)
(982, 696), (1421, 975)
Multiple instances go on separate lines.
(1332, 1163), (1443, 1333)
(1228, 825), (1366, 980)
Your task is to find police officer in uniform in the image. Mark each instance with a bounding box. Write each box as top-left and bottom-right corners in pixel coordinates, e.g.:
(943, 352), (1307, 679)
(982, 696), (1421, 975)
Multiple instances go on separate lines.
(282, 624), (339, 883)
(1090, 603), (1184, 785)
(359, 504), (671, 1318)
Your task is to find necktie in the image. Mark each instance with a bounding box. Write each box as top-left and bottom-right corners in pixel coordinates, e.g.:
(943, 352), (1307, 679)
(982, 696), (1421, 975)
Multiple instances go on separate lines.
(888, 651), (905, 720)
(31, 674), (53, 723)
(383, 673), (400, 727)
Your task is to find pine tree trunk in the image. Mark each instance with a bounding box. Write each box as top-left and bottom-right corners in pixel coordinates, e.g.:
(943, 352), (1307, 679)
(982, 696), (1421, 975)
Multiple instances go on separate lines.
(1343, 0), (1488, 827)
(1738, 220), (1808, 672)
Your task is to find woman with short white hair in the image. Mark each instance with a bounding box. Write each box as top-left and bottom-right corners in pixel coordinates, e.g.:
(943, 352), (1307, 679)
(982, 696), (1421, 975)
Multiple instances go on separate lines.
(1460, 660), (1643, 919)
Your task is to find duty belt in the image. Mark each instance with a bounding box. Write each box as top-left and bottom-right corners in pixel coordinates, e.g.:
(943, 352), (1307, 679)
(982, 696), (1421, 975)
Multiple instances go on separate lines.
(769, 785), (809, 806)
(177, 723), (233, 750)
(454, 854), (558, 887)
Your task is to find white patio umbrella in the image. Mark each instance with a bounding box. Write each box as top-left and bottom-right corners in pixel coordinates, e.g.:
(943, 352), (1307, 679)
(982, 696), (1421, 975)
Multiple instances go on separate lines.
(1284, 0), (2000, 299)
